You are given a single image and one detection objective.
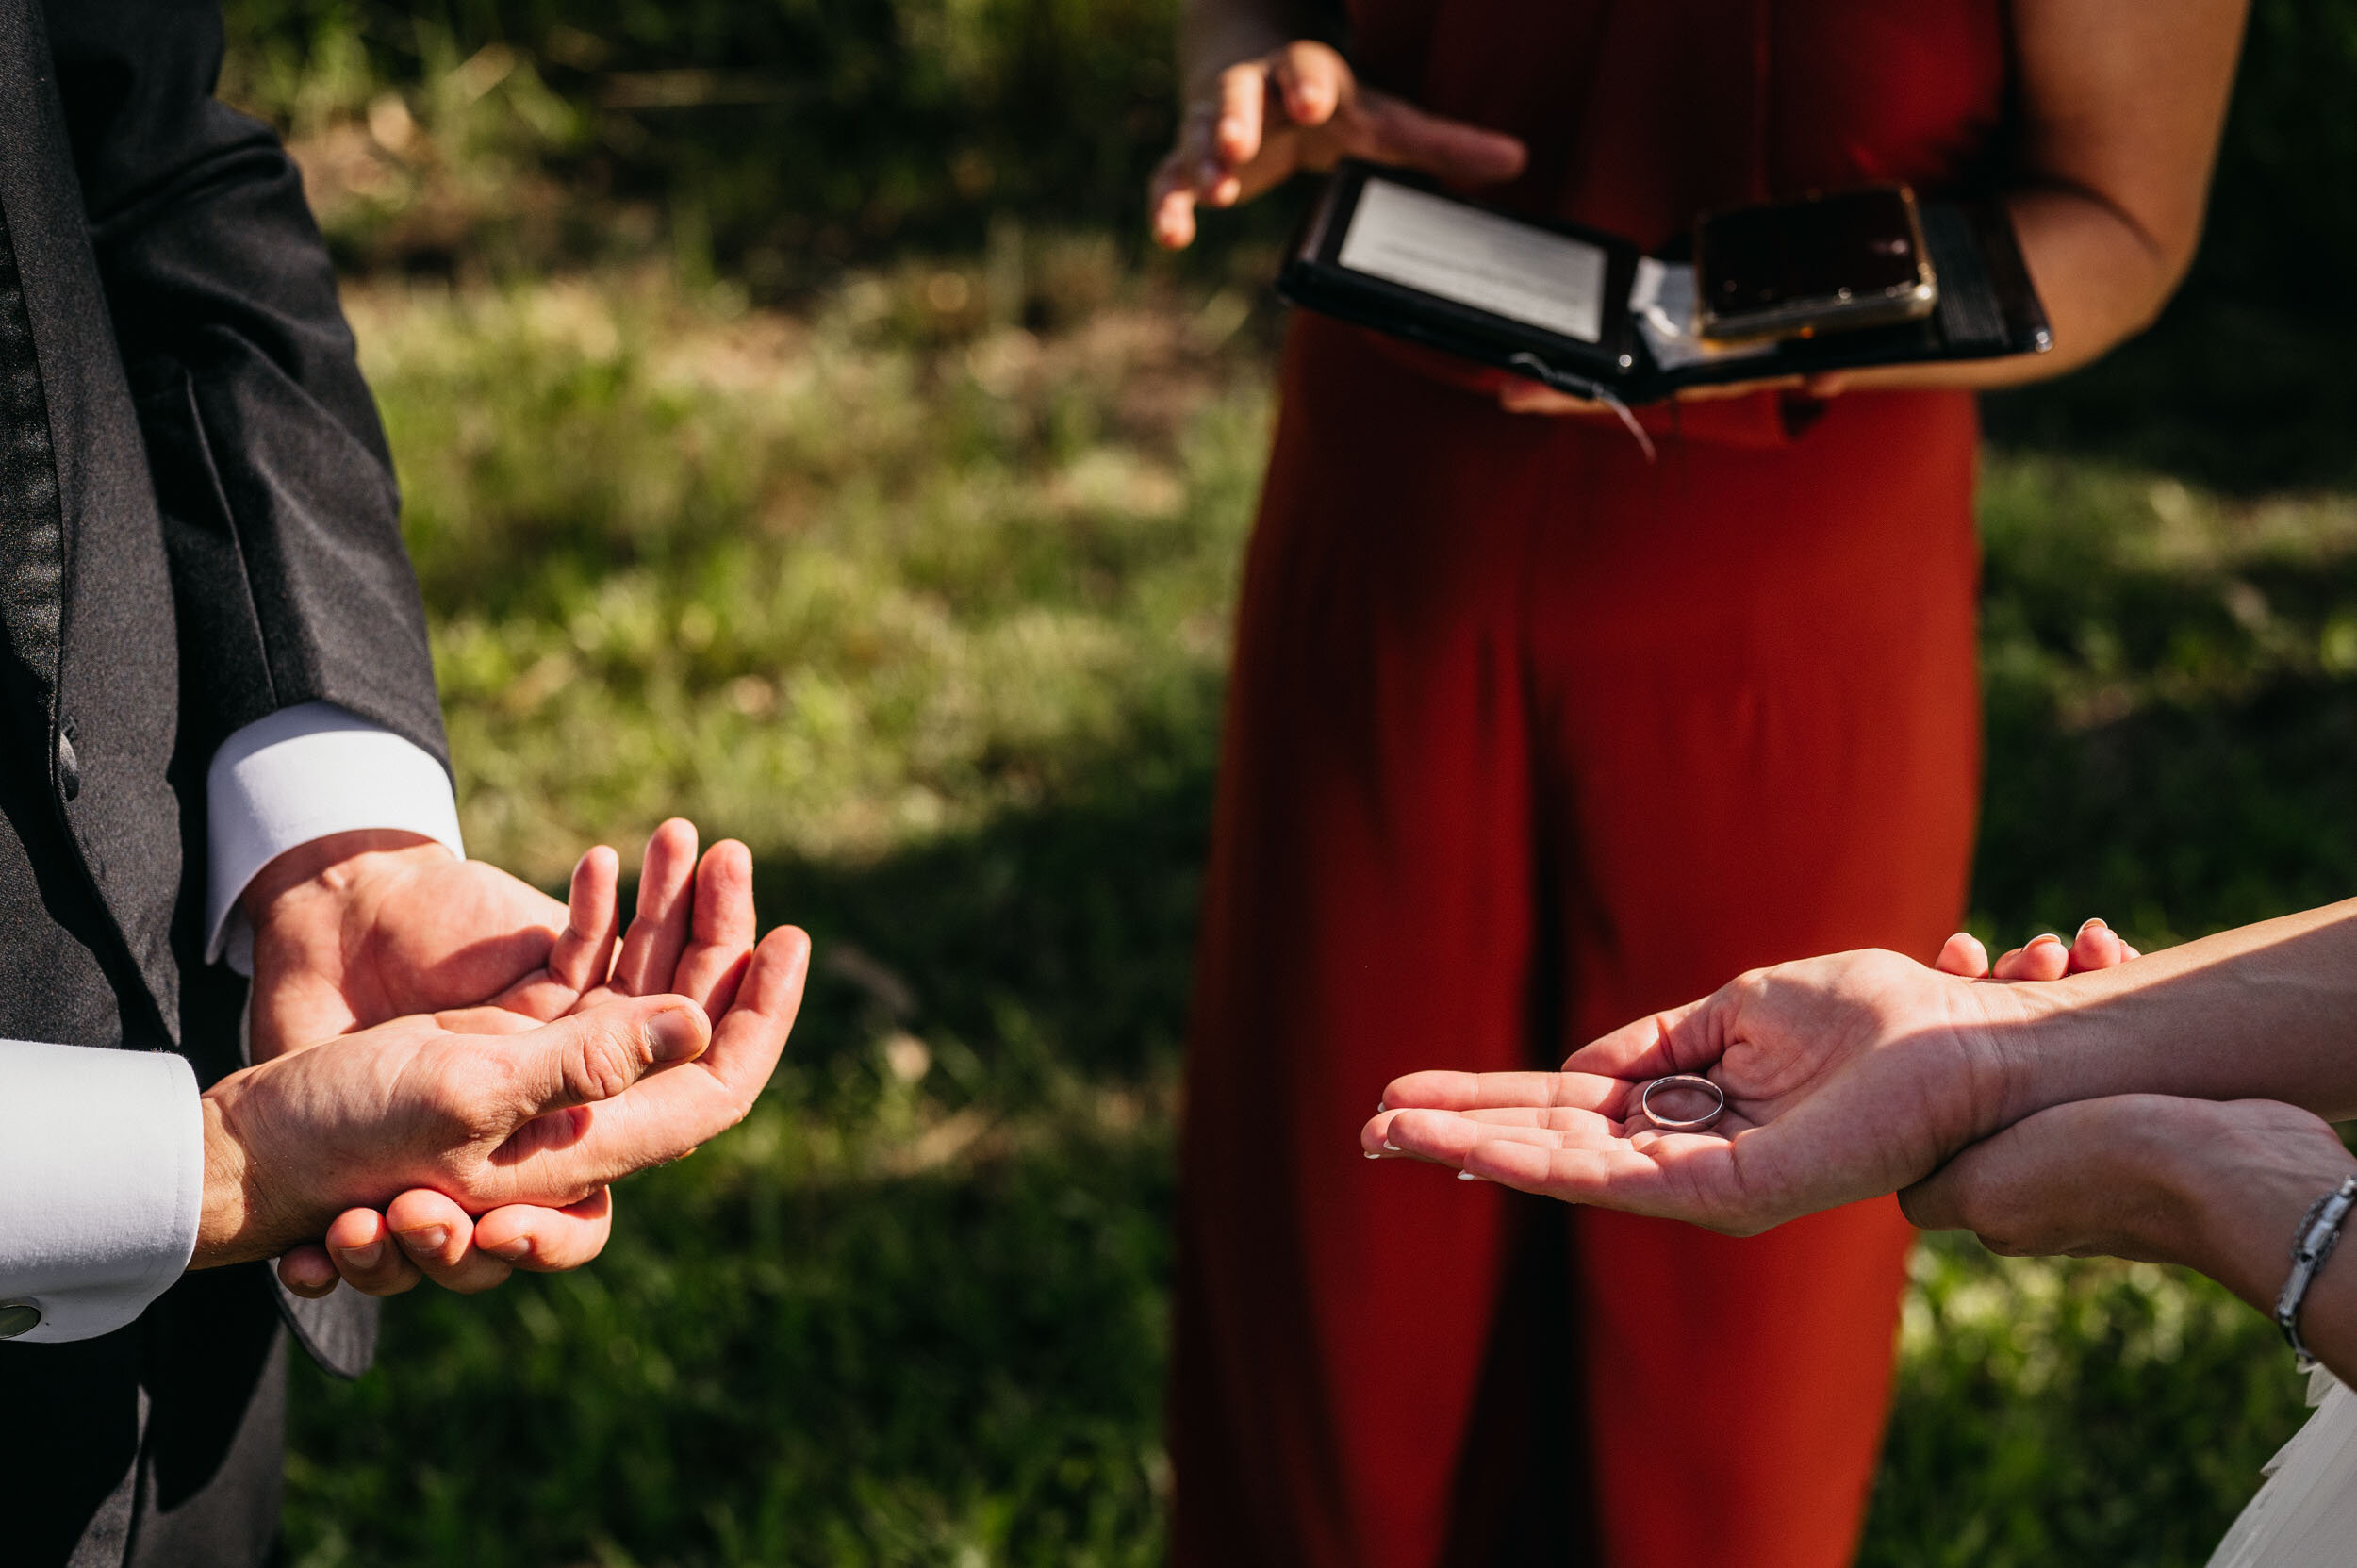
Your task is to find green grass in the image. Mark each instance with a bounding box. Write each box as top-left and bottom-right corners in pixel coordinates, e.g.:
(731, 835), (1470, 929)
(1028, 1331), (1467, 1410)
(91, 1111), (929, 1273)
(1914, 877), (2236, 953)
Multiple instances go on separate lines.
(283, 258), (2349, 1565)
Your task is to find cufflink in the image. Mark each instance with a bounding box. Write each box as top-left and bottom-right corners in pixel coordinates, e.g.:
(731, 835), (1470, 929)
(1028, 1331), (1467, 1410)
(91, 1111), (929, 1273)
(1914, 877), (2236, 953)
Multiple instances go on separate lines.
(0, 1300), (41, 1338)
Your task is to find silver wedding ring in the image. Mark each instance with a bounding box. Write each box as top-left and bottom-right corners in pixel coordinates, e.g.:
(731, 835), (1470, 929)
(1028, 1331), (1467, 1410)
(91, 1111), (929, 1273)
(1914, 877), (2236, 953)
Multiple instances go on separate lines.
(1640, 1073), (1726, 1132)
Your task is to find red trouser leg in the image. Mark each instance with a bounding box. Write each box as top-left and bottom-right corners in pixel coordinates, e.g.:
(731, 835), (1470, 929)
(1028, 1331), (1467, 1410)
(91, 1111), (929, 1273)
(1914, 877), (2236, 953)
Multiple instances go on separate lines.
(1528, 387), (1982, 1568)
(1171, 317), (1982, 1568)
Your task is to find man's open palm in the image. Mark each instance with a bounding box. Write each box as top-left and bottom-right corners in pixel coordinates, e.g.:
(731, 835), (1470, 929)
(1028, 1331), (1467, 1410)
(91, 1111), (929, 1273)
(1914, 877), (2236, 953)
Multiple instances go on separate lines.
(255, 819), (777, 1295)
(202, 920), (808, 1268)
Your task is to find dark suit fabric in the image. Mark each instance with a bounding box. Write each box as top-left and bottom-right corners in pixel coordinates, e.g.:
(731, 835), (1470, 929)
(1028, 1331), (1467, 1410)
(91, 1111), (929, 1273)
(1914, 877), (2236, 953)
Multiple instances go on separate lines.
(0, 0), (446, 1560)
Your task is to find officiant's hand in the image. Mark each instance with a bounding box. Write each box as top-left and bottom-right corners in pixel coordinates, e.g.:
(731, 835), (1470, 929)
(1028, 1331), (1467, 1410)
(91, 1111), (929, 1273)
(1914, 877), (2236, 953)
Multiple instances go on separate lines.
(1363, 948), (2026, 1233)
(192, 918), (809, 1269)
(1149, 39), (1525, 249)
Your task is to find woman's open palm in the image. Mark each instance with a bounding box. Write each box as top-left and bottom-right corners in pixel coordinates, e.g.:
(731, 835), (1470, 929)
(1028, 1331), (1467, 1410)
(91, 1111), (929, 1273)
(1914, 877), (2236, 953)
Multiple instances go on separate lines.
(1366, 949), (2022, 1233)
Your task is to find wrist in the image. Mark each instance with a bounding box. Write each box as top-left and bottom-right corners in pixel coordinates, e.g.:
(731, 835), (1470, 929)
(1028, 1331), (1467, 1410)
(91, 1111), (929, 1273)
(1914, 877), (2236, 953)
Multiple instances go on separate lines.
(195, 1074), (299, 1269)
(1978, 969), (2117, 1131)
(239, 829), (443, 933)
(2156, 1116), (2357, 1314)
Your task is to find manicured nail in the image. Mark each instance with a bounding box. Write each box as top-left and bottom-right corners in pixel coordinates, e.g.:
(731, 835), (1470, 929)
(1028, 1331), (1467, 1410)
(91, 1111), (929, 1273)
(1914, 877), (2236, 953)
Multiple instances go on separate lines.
(400, 1225), (451, 1255)
(2078, 917), (2108, 934)
(1383, 1141), (1401, 1152)
(1363, 1150), (1381, 1160)
(2032, 933), (2062, 946)
(339, 1240), (385, 1271)
(486, 1235), (533, 1263)
(649, 1008), (703, 1063)
(1457, 1170), (1490, 1183)
(1376, 1100), (1387, 1113)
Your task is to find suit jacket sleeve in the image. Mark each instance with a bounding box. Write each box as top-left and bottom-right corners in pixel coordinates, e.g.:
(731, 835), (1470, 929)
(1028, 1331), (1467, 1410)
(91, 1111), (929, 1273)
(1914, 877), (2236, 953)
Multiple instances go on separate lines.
(42, 0), (448, 768)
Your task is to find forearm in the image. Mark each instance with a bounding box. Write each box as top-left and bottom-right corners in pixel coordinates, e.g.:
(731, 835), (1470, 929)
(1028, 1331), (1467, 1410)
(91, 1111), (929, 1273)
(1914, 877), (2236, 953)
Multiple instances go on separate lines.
(1807, 0), (2245, 397)
(2003, 900), (2357, 1121)
(1821, 187), (2198, 394)
(2165, 1128), (2357, 1382)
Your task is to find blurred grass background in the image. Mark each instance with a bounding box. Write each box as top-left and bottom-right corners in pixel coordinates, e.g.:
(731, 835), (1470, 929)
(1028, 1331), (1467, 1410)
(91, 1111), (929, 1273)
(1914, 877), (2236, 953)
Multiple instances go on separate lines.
(220, 1), (2357, 1562)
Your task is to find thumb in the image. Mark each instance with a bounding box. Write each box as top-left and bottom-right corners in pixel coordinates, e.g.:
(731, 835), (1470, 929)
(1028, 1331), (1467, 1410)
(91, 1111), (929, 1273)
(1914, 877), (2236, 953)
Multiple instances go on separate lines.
(1356, 92), (1527, 186)
(491, 994), (711, 1120)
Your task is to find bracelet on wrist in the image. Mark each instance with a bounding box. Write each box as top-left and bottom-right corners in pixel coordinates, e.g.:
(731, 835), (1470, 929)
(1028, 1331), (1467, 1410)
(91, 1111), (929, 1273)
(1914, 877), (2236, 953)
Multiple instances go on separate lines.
(2274, 1172), (2357, 1370)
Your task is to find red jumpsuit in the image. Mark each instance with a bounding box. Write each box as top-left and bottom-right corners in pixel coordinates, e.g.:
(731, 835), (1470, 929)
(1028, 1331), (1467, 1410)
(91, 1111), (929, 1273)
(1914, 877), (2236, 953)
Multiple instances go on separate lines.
(1169, 5), (2006, 1566)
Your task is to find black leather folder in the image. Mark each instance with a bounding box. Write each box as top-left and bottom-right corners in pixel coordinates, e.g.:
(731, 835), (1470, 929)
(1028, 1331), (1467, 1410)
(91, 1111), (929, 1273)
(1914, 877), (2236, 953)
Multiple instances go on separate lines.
(1277, 159), (2052, 405)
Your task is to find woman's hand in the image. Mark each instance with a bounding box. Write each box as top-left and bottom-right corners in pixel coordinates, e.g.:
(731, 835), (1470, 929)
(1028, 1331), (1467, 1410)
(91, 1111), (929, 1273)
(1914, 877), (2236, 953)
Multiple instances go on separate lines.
(1365, 948), (2024, 1234)
(1149, 41), (1525, 250)
(1902, 1092), (2357, 1383)
(1899, 1095), (2350, 1275)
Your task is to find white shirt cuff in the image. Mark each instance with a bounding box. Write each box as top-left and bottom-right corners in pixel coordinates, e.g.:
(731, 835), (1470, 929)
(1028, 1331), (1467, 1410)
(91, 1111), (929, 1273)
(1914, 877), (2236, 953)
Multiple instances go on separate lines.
(206, 701), (466, 973)
(0, 1039), (204, 1341)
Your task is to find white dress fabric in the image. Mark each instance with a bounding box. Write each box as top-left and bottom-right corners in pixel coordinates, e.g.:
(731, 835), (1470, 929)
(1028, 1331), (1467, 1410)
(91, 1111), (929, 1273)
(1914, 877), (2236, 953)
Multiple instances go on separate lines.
(2207, 1366), (2357, 1567)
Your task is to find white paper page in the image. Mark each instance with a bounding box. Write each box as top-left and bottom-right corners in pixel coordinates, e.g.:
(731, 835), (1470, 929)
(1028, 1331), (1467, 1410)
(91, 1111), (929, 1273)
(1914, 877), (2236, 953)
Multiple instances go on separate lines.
(1338, 179), (1606, 344)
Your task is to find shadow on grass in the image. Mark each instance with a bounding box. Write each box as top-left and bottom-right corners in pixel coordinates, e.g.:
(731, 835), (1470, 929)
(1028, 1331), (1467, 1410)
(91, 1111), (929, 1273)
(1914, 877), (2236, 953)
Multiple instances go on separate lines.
(754, 763), (1215, 1108)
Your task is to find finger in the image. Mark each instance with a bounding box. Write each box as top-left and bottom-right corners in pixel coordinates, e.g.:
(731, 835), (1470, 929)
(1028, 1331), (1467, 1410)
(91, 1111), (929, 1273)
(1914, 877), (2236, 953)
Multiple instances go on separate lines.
(1375, 1068), (1632, 1117)
(1457, 1137), (1683, 1208)
(2123, 943), (2142, 960)
(1382, 1106), (1625, 1163)
(1363, 1104), (1616, 1159)
(1562, 996), (1715, 1078)
(1270, 41), (1347, 126)
(668, 840), (757, 1015)
(387, 1189), (514, 1294)
(485, 994), (712, 1127)
(277, 1245), (341, 1298)
(611, 819), (700, 996)
(471, 1187), (614, 1271)
(1211, 62), (1266, 173)
(1353, 91), (1527, 185)
(1935, 932), (1991, 978)
(1897, 1165), (1966, 1231)
(548, 846), (622, 994)
(2067, 919), (2129, 974)
(325, 1207), (425, 1297)
(522, 929), (809, 1189)
(1148, 150), (1201, 249)
(1992, 934), (2069, 982)
(1498, 380), (1597, 415)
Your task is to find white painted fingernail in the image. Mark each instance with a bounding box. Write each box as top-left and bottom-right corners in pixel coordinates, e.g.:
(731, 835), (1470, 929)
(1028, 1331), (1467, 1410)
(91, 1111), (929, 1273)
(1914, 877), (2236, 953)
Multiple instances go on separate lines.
(1382, 1141), (1400, 1152)
(1457, 1170), (1490, 1183)
(1363, 1150), (1381, 1160)
(1376, 1100), (1387, 1113)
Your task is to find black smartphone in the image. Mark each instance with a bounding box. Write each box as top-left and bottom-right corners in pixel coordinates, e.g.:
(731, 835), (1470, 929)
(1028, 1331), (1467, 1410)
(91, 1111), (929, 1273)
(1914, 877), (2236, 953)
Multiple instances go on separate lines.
(1694, 184), (1937, 343)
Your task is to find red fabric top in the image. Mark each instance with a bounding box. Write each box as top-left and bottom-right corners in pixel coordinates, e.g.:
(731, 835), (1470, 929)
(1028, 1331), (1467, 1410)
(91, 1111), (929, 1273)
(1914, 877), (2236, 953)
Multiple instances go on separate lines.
(1347, 0), (2011, 250)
